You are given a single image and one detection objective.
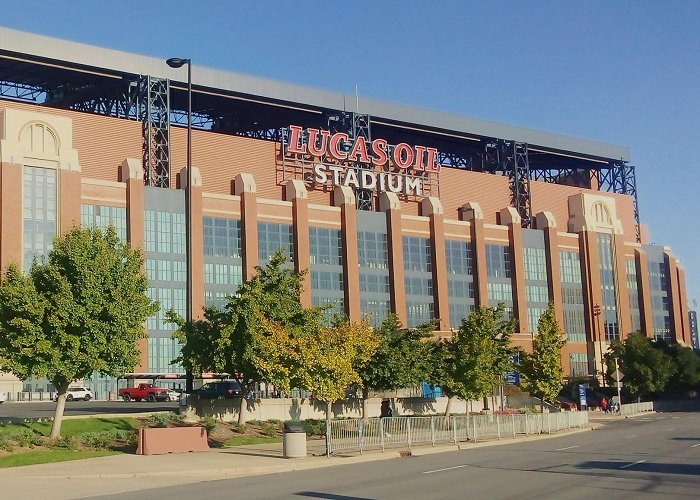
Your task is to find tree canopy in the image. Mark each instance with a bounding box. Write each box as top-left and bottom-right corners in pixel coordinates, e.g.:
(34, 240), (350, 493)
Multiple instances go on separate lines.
(606, 332), (675, 399)
(519, 303), (566, 405)
(0, 226), (157, 437)
(429, 304), (517, 413)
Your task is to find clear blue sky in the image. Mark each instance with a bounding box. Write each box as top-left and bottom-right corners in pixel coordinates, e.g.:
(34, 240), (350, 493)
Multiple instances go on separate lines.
(2, 1), (699, 307)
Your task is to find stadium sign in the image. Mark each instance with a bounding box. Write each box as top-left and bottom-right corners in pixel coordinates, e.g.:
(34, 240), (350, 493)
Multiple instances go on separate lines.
(284, 125), (440, 196)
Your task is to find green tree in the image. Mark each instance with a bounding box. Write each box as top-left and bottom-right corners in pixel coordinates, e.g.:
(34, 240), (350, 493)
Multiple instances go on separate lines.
(429, 304), (517, 417)
(606, 332), (675, 400)
(519, 303), (566, 407)
(357, 314), (434, 419)
(654, 341), (700, 394)
(170, 251), (318, 380)
(0, 226), (157, 438)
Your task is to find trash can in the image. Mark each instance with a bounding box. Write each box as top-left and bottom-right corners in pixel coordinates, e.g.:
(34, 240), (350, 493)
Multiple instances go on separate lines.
(283, 421), (307, 458)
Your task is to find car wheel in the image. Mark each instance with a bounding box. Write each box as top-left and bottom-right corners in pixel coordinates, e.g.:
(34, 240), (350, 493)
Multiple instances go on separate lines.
(217, 395), (225, 400)
(136, 398), (142, 402)
(123, 394), (131, 402)
(147, 393), (156, 402)
(84, 394), (91, 401)
(66, 394), (74, 401)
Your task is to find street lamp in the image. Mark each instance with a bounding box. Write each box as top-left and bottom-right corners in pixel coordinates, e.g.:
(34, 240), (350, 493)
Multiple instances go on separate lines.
(166, 57), (193, 392)
(593, 304), (605, 388)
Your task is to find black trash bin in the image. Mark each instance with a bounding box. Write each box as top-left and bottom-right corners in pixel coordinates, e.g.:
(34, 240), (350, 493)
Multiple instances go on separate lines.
(283, 420), (307, 458)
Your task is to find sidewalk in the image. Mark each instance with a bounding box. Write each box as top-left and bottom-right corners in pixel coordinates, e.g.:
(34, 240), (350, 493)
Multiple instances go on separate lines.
(0, 413), (631, 500)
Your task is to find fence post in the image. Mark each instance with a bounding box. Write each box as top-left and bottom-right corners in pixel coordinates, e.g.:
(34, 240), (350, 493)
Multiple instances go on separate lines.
(473, 416), (478, 442)
(431, 417), (435, 446)
(380, 417), (385, 452)
(525, 413), (529, 436)
(512, 415), (516, 438)
(453, 416), (457, 444)
(407, 417), (412, 449)
(496, 414), (501, 440)
(358, 420), (363, 455)
(547, 414), (551, 434)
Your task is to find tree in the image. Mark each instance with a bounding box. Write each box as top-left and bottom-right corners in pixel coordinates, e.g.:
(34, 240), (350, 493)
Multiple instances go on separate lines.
(428, 304), (517, 417)
(651, 341), (700, 394)
(255, 317), (378, 449)
(356, 314), (434, 419)
(606, 332), (675, 400)
(170, 251), (318, 382)
(0, 226), (157, 438)
(519, 303), (566, 407)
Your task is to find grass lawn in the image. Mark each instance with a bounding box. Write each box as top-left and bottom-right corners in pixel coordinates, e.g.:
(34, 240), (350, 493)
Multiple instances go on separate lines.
(0, 417), (140, 438)
(223, 436), (281, 447)
(0, 449), (118, 468)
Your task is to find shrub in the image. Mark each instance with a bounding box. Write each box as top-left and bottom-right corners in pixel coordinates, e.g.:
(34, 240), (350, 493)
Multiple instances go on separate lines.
(0, 436), (14, 452)
(48, 436), (76, 450)
(81, 432), (113, 449)
(201, 417), (218, 435)
(304, 419), (326, 436)
(258, 422), (278, 437)
(229, 422), (246, 434)
(12, 428), (43, 448)
(147, 412), (180, 428)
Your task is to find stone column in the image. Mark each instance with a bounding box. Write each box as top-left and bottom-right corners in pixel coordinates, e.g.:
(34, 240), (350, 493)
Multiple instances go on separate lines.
(0, 160), (23, 270)
(286, 179), (311, 307)
(536, 211), (564, 327)
(234, 173), (259, 281)
(333, 186), (361, 322)
(459, 202), (488, 308)
(181, 166), (204, 320)
(121, 158), (147, 370)
(499, 207), (527, 335)
(422, 197), (449, 331)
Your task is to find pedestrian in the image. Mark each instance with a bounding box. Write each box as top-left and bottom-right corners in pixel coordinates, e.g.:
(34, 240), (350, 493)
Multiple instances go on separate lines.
(380, 399), (392, 418)
(601, 398), (608, 414)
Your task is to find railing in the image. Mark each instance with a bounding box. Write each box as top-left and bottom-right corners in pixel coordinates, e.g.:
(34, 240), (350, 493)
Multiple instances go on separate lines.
(327, 411), (589, 455)
(620, 401), (654, 416)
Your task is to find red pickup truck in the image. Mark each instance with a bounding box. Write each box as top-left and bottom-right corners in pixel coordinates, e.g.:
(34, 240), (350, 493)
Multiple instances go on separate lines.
(118, 383), (170, 402)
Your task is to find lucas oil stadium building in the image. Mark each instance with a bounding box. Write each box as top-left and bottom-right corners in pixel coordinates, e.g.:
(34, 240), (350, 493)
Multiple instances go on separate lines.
(0, 27), (691, 397)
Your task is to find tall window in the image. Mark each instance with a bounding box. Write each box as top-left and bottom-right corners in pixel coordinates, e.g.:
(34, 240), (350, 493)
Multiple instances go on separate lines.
(23, 166), (57, 271)
(598, 234), (619, 341)
(524, 247), (549, 333)
(258, 222), (294, 263)
(560, 251), (585, 342)
(404, 236), (434, 327)
(145, 208), (187, 372)
(648, 257), (671, 341)
(310, 227), (344, 324)
(81, 205), (127, 242)
(486, 244), (513, 315)
(358, 231), (390, 326)
(626, 259), (641, 332)
(445, 240), (474, 328)
(204, 217), (243, 309)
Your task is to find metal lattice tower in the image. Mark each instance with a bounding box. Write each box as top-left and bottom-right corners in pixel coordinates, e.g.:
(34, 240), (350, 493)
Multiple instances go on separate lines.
(597, 161), (640, 242)
(352, 113), (373, 210)
(484, 139), (532, 228)
(136, 76), (171, 188)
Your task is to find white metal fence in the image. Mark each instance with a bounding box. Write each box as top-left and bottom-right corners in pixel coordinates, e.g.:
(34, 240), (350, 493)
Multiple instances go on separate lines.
(327, 411), (589, 455)
(620, 401), (654, 416)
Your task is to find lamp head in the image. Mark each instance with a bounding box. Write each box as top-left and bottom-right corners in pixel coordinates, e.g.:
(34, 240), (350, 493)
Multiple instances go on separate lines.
(166, 57), (190, 68)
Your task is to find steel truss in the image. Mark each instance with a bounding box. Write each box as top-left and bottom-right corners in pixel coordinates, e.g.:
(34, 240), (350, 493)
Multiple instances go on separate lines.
(597, 161), (640, 241)
(484, 139), (532, 228)
(135, 76), (170, 188)
(352, 113), (373, 211)
(0, 81), (44, 101)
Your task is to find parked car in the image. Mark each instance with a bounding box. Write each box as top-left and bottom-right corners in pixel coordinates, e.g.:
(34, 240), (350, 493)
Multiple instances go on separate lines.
(54, 387), (93, 402)
(119, 383), (170, 402)
(191, 380), (243, 399)
(166, 389), (181, 402)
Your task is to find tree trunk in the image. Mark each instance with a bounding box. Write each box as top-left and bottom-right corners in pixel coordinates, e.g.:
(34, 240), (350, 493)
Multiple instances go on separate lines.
(361, 387), (369, 422)
(238, 389), (250, 425)
(325, 400), (332, 456)
(50, 387), (69, 439)
(445, 395), (454, 418)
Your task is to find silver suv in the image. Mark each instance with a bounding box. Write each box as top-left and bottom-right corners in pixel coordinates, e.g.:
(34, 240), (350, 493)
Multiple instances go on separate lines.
(54, 387), (94, 402)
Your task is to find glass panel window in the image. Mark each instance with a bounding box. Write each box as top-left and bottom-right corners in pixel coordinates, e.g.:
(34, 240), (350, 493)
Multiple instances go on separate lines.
(403, 236), (432, 272)
(258, 222), (294, 263)
(486, 244), (511, 278)
(310, 227), (342, 266)
(23, 166), (57, 271)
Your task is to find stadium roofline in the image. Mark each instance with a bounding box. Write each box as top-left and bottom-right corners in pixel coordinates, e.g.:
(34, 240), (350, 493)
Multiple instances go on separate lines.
(0, 26), (630, 162)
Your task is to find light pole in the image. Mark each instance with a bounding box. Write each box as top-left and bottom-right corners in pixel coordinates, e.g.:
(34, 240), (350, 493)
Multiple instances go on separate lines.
(593, 303), (605, 388)
(166, 57), (193, 392)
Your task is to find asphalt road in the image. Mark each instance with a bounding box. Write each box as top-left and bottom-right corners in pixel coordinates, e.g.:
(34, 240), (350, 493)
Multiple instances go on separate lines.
(0, 400), (179, 422)
(97, 412), (700, 500)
